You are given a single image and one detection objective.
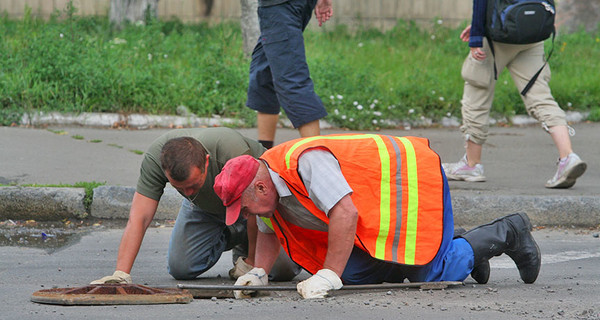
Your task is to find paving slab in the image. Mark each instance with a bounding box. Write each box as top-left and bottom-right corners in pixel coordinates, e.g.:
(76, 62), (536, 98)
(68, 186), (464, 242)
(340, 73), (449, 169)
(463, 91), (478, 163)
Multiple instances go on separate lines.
(0, 123), (598, 227)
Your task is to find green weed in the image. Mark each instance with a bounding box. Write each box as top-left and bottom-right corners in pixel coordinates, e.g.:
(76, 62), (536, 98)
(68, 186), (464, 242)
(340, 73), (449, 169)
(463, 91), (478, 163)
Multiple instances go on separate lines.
(48, 129), (68, 135)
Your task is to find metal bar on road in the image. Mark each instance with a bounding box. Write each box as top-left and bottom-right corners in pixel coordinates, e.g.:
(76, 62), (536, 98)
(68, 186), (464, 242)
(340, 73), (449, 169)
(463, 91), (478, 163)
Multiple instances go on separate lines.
(177, 281), (463, 291)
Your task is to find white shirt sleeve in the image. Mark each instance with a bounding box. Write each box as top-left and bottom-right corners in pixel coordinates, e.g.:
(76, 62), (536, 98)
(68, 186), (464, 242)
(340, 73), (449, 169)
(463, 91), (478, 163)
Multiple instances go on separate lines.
(297, 149), (353, 215)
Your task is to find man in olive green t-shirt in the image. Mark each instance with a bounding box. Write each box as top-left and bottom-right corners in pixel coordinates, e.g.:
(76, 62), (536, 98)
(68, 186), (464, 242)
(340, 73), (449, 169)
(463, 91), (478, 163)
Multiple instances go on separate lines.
(91, 127), (299, 284)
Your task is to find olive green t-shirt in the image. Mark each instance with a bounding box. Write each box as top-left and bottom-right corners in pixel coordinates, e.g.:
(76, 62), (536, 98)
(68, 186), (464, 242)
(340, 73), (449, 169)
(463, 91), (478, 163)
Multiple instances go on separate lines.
(136, 127), (266, 216)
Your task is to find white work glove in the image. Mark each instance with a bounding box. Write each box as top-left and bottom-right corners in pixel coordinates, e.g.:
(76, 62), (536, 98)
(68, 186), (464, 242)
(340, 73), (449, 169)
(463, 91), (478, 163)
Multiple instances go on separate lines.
(90, 270), (132, 284)
(233, 267), (268, 299)
(229, 256), (254, 280)
(296, 269), (342, 299)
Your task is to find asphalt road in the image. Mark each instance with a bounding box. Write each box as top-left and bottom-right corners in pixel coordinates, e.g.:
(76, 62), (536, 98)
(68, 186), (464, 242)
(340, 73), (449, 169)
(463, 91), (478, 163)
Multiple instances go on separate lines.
(1, 225), (599, 320)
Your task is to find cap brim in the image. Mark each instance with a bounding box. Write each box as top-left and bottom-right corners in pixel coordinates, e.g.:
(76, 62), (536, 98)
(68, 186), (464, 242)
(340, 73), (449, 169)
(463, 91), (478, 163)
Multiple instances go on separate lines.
(225, 198), (242, 226)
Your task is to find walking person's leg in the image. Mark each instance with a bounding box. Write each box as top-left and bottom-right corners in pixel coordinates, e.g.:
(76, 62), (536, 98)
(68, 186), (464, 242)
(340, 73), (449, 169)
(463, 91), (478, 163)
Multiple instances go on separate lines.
(508, 42), (587, 188)
(444, 39), (498, 182)
(259, 1), (326, 140)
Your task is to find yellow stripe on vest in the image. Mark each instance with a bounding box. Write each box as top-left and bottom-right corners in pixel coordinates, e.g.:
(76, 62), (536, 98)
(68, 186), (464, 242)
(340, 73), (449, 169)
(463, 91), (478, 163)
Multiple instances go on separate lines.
(283, 134), (393, 260)
(284, 134), (384, 168)
(261, 217), (274, 231)
(373, 135), (391, 260)
(397, 137), (418, 264)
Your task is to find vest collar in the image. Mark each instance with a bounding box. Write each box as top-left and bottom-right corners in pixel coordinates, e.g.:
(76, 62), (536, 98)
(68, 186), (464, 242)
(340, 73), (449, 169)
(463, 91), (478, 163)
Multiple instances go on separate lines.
(266, 166), (292, 197)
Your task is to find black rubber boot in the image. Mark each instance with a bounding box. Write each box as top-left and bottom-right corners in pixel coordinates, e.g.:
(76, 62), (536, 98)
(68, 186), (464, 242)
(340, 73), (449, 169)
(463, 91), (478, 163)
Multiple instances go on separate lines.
(460, 212), (541, 284)
(455, 227), (490, 284)
(470, 261), (491, 284)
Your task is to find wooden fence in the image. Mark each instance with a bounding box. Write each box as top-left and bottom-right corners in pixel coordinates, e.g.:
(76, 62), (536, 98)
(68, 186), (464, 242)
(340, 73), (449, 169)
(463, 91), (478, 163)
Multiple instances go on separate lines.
(0, 0), (473, 30)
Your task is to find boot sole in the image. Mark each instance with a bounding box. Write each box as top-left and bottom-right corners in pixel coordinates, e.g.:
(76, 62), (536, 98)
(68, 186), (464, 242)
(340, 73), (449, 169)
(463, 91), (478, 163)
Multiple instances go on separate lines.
(527, 239), (542, 284)
(446, 174), (486, 182)
(509, 212), (541, 284)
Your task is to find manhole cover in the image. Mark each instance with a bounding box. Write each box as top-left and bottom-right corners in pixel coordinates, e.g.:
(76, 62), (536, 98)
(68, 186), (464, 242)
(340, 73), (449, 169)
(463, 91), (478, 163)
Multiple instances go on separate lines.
(31, 284), (193, 305)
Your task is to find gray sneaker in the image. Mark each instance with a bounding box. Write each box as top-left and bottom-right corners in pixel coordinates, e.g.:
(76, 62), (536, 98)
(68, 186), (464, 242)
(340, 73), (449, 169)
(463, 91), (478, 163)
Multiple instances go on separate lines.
(442, 154), (486, 182)
(545, 153), (587, 188)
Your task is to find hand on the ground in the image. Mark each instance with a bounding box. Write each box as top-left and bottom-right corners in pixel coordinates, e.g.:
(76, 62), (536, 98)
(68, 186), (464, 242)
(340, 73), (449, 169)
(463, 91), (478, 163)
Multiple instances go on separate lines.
(229, 256), (254, 280)
(296, 269), (342, 299)
(233, 267), (268, 299)
(90, 270), (132, 284)
(315, 0), (333, 26)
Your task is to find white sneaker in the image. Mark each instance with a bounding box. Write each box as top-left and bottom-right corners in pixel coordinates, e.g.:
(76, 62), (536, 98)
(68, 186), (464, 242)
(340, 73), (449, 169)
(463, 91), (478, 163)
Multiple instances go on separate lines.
(442, 154), (486, 182)
(545, 153), (587, 188)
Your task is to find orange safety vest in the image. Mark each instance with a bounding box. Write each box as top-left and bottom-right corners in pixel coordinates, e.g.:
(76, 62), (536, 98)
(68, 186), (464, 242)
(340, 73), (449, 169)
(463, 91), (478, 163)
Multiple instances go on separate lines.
(260, 134), (445, 275)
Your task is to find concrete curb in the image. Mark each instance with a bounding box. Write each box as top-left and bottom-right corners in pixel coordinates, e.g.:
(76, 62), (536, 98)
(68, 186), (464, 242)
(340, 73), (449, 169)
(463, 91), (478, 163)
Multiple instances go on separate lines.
(0, 186), (87, 220)
(1, 186), (598, 228)
(451, 194), (600, 228)
(90, 186), (182, 220)
(19, 111), (588, 130)
(21, 112), (246, 130)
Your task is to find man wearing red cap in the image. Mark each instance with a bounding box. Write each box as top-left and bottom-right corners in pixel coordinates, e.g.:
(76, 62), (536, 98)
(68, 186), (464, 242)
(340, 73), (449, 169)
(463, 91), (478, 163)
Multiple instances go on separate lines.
(91, 127), (299, 285)
(214, 134), (541, 299)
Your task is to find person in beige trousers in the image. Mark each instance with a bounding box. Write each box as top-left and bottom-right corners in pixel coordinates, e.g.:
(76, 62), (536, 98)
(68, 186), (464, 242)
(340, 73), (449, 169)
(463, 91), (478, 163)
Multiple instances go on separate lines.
(443, 21), (587, 189)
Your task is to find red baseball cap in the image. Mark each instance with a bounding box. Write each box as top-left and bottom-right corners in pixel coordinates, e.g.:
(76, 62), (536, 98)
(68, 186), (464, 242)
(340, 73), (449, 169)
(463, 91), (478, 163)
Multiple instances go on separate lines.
(214, 155), (260, 225)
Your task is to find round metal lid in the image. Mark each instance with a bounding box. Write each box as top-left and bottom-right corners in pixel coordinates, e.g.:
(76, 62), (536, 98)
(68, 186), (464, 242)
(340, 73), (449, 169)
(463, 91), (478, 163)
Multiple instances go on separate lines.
(31, 283), (193, 305)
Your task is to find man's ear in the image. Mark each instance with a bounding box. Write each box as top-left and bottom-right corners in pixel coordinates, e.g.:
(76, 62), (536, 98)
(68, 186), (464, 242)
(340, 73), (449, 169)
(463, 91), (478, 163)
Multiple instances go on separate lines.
(255, 181), (268, 195)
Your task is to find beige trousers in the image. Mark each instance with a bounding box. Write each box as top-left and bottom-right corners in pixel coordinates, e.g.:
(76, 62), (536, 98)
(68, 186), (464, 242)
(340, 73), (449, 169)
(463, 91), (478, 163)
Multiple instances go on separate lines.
(459, 39), (567, 145)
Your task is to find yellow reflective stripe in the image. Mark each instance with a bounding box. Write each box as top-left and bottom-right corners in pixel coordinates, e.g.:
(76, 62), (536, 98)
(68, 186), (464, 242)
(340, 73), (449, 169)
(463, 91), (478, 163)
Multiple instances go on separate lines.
(284, 134), (378, 168)
(373, 136), (391, 259)
(283, 134), (392, 260)
(285, 136), (323, 168)
(260, 217), (274, 231)
(398, 137), (418, 264)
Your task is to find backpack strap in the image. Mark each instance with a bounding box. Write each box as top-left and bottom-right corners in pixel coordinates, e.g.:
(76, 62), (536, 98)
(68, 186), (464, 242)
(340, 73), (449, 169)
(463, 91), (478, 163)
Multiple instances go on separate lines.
(521, 28), (555, 96)
(486, 36), (498, 81)
(487, 28), (556, 96)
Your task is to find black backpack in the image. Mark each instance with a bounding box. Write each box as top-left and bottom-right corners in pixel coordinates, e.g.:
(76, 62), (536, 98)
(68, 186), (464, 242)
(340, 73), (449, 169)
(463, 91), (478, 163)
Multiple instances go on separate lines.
(485, 0), (556, 95)
(486, 0), (556, 44)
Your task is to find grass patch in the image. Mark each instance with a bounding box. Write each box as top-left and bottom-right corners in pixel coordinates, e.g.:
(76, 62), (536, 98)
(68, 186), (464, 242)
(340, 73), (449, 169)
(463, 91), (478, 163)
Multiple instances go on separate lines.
(588, 107), (600, 122)
(1, 7), (599, 129)
(47, 129), (68, 135)
(107, 143), (123, 149)
(89, 139), (102, 143)
(129, 149), (144, 155)
(71, 134), (84, 140)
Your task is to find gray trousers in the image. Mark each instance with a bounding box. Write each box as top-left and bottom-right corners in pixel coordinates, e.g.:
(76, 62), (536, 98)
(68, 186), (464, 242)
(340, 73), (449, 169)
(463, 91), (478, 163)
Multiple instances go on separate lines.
(167, 199), (300, 280)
